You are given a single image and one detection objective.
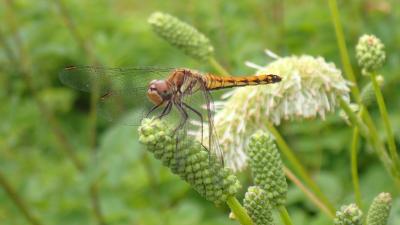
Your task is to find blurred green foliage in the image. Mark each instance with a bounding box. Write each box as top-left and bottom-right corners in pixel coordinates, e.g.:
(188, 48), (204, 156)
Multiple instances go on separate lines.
(1, 0), (400, 225)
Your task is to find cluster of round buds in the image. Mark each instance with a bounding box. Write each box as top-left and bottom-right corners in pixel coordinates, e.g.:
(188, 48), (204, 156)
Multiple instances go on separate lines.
(243, 186), (274, 225)
(247, 130), (287, 207)
(333, 204), (363, 225)
(356, 34), (386, 73)
(138, 118), (241, 204)
(148, 12), (214, 61)
(366, 192), (392, 225)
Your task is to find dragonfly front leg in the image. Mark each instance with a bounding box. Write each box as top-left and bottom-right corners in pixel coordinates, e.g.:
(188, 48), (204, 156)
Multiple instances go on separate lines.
(158, 101), (173, 119)
(146, 101), (164, 118)
(173, 101), (189, 135)
(182, 102), (205, 149)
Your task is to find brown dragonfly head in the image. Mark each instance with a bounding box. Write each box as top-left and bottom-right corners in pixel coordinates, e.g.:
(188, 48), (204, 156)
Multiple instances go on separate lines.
(147, 80), (173, 105)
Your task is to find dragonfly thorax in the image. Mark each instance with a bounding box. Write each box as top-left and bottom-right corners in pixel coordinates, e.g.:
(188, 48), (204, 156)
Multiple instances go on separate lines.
(147, 80), (173, 105)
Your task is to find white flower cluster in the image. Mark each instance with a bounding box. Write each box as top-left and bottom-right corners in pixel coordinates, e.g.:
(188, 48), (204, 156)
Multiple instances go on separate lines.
(208, 54), (351, 171)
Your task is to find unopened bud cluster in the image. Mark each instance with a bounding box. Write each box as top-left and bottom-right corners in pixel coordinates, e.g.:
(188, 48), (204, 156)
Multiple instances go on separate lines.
(138, 118), (240, 204)
(366, 192), (392, 225)
(247, 131), (287, 206)
(333, 204), (363, 225)
(356, 34), (385, 72)
(243, 186), (274, 225)
(148, 12), (214, 61)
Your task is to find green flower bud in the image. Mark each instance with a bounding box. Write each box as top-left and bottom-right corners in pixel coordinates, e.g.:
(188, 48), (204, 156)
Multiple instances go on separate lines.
(366, 192), (392, 225)
(361, 75), (384, 107)
(356, 34), (386, 72)
(148, 12), (214, 61)
(243, 186), (274, 225)
(138, 118), (241, 204)
(247, 131), (287, 207)
(334, 204), (363, 225)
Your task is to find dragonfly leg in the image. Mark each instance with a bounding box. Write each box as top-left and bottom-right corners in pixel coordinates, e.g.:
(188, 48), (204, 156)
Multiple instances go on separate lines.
(173, 102), (189, 135)
(146, 101), (164, 118)
(158, 101), (173, 119)
(182, 102), (205, 149)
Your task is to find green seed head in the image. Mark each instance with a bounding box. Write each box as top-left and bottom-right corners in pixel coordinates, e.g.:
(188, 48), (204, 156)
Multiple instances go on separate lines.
(356, 34), (386, 72)
(243, 186), (274, 225)
(247, 130), (287, 207)
(148, 12), (214, 61)
(333, 204), (363, 225)
(366, 192), (392, 225)
(138, 118), (241, 204)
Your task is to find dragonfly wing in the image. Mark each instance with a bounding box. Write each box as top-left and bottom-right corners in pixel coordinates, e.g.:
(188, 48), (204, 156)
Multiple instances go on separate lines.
(182, 82), (225, 164)
(59, 66), (174, 125)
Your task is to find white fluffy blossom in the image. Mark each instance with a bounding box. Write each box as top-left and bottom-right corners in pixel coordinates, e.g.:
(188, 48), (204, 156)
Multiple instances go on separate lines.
(209, 54), (351, 171)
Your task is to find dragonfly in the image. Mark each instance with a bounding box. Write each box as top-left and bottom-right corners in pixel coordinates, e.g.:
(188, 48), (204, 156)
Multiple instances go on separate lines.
(59, 66), (281, 163)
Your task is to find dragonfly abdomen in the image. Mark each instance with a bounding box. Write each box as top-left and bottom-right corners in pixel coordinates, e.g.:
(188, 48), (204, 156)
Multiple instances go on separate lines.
(204, 74), (281, 90)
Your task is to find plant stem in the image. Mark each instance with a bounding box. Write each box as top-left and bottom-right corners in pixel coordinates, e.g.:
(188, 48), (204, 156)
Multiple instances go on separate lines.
(226, 196), (254, 225)
(278, 206), (294, 225)
(284, 166), (335, 218)
(0, 170), (43, 225)
(265, 121), (336, 214)
(55, 1), (107, 224)
(350, 127), (362, 208)
(327, 0), (360, 101)
(370, 72), (400, 170)
(208, 56), (229, 76)
(339, 99), (389, 167)
(328, 0), (400, 188)
(3, 1), (84, 171)
(338, 99), (368, 136)
(340, 99), (400, 187)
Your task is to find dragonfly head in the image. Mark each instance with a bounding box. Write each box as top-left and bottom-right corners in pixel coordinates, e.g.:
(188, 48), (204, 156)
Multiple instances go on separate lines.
(147, 80), (172, 105)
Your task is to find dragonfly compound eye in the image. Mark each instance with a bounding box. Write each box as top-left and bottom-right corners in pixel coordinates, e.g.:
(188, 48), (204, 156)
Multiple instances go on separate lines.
(147, 80), (172, 105)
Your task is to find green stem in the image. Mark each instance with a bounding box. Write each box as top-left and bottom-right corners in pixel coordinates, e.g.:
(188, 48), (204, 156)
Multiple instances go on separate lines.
(370, 72), (400, 170)
(55, 1), (108, 224)
(338, 99), (368, 136)
(327, 0), (360, 101)
(284, 167), (335, 218)
(350, 127), (362, 208)
(340, 99), (400, 188)
(3, 1), (84, 171)
(278, 206), (294, 225)
(328, 0), (400, 189)
(265, 121), (336, 214)
(208, 56), (229, 76)
(0, 170), (43, 225)
(226, 196), (254, 225)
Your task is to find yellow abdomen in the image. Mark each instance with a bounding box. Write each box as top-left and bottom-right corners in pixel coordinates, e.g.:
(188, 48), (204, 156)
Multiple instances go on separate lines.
(204, 74), (281, 90)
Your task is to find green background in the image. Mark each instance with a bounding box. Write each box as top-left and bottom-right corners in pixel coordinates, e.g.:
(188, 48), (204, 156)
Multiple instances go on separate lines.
(1, 0), (399, 224)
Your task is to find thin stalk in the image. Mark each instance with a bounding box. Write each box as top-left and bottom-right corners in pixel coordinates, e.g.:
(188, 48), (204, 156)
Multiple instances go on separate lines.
(284, 166), (334, 218)
(3, 1), (84, 171)
(265, 120), (336, 214)
(340, 99), (400, 187)
(328, 0), (400, 188)
(208, 56), (229, 76)
(350, 127), (362, 208)
(0, 170), (43, 225)
(55, 1), (107, 224)
(278, 206), (294, 225)
(338, 99), (368, 136)
(327, 0), (361, 101)
(226, 196), (254, 225)
(370, 72), (400, 170)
